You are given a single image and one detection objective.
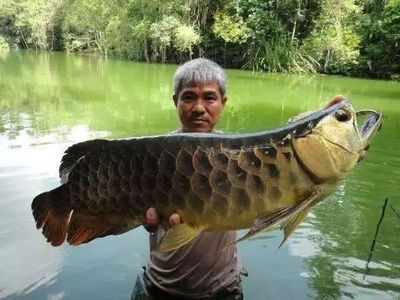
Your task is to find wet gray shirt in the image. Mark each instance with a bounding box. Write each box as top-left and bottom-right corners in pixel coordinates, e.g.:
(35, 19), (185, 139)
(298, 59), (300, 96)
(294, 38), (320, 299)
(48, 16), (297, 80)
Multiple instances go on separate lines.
(147, 230), (241, 299)
(146, 129), (241, 299)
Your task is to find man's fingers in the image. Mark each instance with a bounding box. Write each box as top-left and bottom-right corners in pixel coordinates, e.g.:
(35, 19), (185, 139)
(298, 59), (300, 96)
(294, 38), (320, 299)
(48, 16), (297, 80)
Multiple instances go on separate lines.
(145, 208), (182, 229)
(169, 213), (182, 226)
(145, 207), (159, 226)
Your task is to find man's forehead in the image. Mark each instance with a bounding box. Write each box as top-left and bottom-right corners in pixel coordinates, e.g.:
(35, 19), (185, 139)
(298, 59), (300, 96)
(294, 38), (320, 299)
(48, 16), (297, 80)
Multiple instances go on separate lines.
(179, 82), (221, 93)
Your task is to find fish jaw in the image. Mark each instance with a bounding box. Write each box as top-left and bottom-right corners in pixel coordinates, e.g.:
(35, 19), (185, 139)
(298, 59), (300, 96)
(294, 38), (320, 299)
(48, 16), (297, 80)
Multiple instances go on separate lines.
(356, 109), (383, 161)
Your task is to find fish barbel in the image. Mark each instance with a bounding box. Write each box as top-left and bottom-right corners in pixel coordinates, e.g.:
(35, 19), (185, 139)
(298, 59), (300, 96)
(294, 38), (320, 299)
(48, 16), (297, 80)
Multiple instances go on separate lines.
(31, 96), (382, 251)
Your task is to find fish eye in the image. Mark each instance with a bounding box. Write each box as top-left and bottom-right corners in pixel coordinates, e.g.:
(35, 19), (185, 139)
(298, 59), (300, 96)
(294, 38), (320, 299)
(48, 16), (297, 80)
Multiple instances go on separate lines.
(334, 109), (351, 122)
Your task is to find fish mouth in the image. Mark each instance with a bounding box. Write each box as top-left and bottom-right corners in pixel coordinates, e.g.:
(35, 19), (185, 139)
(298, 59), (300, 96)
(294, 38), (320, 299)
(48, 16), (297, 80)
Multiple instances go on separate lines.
(356, 109), (383, 161)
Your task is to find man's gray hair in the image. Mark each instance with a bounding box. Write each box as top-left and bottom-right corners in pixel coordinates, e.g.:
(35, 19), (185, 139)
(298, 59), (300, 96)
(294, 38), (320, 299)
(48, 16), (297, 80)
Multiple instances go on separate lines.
(173, 58), (226, 96)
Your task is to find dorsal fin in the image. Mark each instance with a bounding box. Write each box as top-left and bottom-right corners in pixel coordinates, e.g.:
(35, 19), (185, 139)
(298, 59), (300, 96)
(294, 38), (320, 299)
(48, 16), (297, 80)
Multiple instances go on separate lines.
(59, 139), (108, 183)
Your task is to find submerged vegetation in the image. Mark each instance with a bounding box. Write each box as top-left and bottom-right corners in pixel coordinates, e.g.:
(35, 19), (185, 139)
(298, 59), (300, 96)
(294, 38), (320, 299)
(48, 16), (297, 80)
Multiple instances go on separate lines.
(0, 0), (399, 79)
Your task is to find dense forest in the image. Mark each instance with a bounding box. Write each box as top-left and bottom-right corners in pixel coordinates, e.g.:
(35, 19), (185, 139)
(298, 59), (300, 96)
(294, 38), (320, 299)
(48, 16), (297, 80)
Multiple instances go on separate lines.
(0, 0), (399, 79)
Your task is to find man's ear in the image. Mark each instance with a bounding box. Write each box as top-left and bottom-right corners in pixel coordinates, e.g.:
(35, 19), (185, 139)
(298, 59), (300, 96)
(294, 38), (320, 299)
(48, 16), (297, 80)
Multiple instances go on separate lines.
(222, 96), (227, 108)
(173, 95), (178, 107)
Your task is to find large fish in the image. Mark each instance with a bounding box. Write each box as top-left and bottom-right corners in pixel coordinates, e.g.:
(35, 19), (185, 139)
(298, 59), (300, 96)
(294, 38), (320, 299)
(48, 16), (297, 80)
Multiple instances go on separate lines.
(31, 96), (382, 251)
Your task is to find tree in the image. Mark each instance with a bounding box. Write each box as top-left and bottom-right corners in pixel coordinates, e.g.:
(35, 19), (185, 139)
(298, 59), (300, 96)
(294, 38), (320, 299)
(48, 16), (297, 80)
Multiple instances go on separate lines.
(0, 0), (398, 78)
(212, 12), (249, 44)
(212, 11), (249, 65)
(0, 0), (64, 50)
(150, 16), (180, 62)
(301, 0), (361, 74)
(63, 0), (118, 56)
(174, 25), (201, 59)
(359, 0), (400, 78)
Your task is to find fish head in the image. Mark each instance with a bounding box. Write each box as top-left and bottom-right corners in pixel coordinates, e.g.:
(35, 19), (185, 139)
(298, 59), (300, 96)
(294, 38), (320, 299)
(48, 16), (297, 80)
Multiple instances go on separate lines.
(291, 96), (383, 181)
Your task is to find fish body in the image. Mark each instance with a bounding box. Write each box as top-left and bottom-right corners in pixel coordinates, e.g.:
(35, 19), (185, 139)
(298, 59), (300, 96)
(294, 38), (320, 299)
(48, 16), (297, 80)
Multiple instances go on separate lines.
(32, 97), (382, 250)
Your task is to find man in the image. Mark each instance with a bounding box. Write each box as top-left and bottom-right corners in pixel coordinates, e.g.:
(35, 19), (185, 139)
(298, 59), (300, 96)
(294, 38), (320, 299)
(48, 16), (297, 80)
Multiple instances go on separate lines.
(132, 58), (243, 299)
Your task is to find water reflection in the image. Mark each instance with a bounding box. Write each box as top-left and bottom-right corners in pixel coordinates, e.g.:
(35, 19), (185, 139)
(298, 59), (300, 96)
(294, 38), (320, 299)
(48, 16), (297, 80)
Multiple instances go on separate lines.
(0, 171), (63, 299)
(0, 146), (62, 298)
(0, 52), (178, 139)
(0, 123), (112, 299)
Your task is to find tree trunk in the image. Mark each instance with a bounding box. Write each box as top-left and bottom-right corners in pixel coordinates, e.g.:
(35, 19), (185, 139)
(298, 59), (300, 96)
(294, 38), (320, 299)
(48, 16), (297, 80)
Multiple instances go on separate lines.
(324, 48), (331, 72)
(291, 0), (301, 44)
(161, 48), (166, 63)
(19, 30), (29, 50)
(291, 19), (297, 44)
(50, 27), (55, 51)
(144, 39), (149, 62)
(198, 45), (203, 58)
(94, 32), (102, 54)
(224, 42), (227, 67)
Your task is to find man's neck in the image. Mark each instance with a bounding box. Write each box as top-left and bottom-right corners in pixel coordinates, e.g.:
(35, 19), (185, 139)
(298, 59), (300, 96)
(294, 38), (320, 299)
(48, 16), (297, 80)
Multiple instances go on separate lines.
(179, 127), (215, 133)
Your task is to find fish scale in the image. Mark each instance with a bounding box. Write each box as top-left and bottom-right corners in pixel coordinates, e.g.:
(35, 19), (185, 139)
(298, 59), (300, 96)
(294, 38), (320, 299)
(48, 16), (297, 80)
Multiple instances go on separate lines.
(31, 97), (383, 250)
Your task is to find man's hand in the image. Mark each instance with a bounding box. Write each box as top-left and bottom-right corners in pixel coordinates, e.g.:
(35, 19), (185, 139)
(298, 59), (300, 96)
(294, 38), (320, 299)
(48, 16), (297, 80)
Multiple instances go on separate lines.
(144, 207), (182, 233)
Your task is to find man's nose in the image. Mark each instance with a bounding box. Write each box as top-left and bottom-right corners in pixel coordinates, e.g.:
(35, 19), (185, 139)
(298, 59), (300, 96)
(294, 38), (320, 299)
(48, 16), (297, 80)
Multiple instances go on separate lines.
(192, 100), (205, 113)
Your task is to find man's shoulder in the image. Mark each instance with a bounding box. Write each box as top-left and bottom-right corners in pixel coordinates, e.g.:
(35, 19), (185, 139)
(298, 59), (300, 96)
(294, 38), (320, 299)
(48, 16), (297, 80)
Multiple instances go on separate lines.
(168, 129), (181, 134)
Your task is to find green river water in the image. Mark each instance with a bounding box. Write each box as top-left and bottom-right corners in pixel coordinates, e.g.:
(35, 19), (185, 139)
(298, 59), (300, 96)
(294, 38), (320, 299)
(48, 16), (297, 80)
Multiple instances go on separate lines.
(0, 51), (399, 299)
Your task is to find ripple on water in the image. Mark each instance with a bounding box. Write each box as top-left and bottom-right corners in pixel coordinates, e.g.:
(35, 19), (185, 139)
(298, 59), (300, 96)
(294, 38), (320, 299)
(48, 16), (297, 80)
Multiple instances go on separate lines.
(334, 257), (400, 298)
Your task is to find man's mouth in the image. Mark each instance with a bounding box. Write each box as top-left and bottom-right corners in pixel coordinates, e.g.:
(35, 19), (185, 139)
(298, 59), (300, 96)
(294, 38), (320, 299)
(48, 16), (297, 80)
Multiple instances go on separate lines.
(191, 118), (207, 124)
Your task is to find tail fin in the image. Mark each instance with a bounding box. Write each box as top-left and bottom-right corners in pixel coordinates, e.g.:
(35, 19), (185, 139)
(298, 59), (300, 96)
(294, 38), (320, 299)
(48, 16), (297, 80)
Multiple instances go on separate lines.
(32, 186), (141, 247)
(31, 186), (72, 246)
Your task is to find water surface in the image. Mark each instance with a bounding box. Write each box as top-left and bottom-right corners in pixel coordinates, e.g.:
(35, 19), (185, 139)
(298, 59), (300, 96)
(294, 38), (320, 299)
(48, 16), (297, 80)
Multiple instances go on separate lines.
(1, 52), (399, 299)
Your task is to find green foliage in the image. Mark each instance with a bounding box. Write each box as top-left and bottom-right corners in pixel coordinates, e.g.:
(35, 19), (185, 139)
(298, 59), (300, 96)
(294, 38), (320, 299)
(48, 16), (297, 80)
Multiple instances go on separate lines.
(174, 25), (200, 58)
(358, 0), (400, 78)
(302, 28), (361, 74)
(245, 34), (318, 73)
(0, 0), (64, 50)
(150, 16), (180, 62)
(63, 0), (117, 55)
(18, 0), (63, 50)
(382, 0), (400, 39)
(301, 0), (361, 74)
(212, 12), (249, 44)
(383, 0), (400, 79)
(0, 0), (398, 78)
(237, 0), (322, 72)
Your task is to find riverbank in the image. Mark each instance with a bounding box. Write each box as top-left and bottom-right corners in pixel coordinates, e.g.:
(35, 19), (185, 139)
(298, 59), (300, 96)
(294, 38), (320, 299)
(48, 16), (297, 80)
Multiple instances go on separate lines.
(1, 0), (399, 80)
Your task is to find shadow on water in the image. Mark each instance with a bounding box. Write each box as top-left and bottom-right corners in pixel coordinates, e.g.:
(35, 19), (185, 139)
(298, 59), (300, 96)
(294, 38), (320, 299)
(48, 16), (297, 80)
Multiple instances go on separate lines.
(0, 51), (399, 299)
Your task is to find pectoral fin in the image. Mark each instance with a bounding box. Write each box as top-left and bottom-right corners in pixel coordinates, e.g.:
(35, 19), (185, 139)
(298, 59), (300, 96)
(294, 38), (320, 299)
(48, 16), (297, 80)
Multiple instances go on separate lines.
(233, 189), (322, 246)
(278, 208), (311, 249)
(234, 205), (294, 244)
(157, 224), (203, 252)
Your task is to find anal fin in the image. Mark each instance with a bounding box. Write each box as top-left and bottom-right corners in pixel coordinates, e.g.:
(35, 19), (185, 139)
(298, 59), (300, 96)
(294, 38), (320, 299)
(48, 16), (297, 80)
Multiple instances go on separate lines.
(67, 211), (141, 246)
(157, 224), (203, 252)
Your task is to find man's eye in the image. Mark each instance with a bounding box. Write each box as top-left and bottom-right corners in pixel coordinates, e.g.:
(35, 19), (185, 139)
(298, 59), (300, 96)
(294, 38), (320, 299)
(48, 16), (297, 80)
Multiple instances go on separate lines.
(205, 96), (216, 101)
(181, 95), (194, 101)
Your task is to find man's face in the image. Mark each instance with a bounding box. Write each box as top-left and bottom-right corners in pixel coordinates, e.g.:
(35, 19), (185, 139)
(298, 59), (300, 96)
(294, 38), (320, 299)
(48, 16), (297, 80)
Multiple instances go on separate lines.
(173, 82), (227, 133)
